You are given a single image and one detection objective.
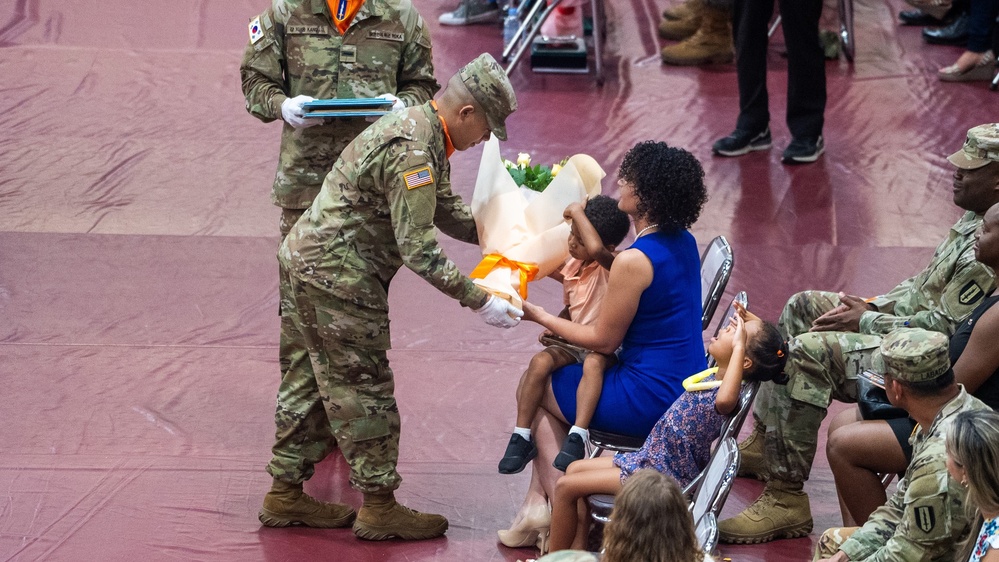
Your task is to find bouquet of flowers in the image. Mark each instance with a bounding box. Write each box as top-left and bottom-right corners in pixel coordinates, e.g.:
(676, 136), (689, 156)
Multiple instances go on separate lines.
(470, 137), (605, 308)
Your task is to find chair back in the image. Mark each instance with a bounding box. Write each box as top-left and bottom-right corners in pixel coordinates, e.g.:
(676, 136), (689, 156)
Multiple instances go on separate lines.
(689, 437), (739, 554)
(705, 291), (748, 368)
(717, 380), (760, 444)
(700, 236), (734, 331)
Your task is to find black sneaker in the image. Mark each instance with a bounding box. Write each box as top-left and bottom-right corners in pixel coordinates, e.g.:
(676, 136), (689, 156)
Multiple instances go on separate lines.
(553, 433), (588, 472)
(498, 434), (537, 474)
(781, 135), (825, 164)
(711, 128), (773, 157)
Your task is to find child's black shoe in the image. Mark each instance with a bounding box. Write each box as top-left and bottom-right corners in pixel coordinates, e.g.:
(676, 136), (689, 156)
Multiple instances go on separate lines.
(498, 434), (537, 474)
(553, 433), (588, 472)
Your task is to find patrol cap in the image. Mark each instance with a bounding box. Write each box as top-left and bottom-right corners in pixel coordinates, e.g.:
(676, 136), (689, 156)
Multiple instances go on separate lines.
(458, 53), (517, 141)
(871, 328), (951, 384)
(948, 123), (999, 170)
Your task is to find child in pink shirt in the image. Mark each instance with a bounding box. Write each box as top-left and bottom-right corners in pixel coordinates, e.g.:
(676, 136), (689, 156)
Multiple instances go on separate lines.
(499, 195), (630, 475)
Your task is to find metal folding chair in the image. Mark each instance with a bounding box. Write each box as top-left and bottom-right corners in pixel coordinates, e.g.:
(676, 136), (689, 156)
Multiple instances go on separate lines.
(699, 236), (734, 331)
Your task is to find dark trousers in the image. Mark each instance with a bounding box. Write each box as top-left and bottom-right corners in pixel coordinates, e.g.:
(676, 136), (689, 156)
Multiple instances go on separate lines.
(968, 0), (999, 53)
(733, 0), (826, 140)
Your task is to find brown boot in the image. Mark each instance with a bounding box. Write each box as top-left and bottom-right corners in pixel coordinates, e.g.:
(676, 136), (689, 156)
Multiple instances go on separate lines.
(661, 4), (733, 65)
(718, 480), (813, 544)
(737, 422), (767, 480)
(662, 0), (696, 20)
(353, 492), (449, 541)
(258, 480), (356, 528)
(658, 10), (701, 41)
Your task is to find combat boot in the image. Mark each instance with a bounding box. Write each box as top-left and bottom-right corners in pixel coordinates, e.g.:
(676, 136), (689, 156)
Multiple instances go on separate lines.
(662, 0), (697, 20)
(353, 492), (449, 540)
(660, 5), (733, 65)
(258, 480), (356, 528)
(718, 480), (813, 544)
(737, 422), (767, 480)
(658, 8), (701, 41)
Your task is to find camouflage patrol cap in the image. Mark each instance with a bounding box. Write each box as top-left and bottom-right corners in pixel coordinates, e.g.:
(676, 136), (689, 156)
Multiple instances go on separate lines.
(948, 123), (999, 170)
(458, 53), (517, 141)
(871, 328), (951, 384)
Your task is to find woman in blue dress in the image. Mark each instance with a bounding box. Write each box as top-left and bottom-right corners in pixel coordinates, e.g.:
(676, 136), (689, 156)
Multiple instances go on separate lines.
(498, 141), (709, 550)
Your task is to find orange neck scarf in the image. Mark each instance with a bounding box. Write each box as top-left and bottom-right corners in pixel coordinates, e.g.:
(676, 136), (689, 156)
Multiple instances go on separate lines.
(430, 100), (455, 158)
(327, 0), (364, 34)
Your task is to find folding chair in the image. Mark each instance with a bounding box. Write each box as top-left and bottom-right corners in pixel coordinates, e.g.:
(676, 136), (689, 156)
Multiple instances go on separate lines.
(587, 437), (741, 555)
(699, 236), (734, 331)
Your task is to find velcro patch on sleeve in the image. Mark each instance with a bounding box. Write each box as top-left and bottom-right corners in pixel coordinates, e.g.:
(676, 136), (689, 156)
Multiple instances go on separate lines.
(248, 16), (264, 43)
(403, 166), (434, 190)
(959, 280), (984, 305)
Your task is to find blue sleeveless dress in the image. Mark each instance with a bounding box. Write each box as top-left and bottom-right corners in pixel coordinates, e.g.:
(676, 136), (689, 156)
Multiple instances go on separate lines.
(551, 230), (706, 437)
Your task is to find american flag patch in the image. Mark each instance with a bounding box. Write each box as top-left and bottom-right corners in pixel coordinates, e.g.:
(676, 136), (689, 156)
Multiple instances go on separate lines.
(403, 166), (434, 190)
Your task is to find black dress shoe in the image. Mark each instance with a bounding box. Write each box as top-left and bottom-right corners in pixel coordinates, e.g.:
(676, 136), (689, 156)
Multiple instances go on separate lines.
(899, 9), (948, 26)
(922, 11), (970, 45)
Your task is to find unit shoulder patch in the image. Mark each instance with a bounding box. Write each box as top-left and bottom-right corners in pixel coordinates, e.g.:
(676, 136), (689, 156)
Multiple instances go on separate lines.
(959, 280), (984, 305)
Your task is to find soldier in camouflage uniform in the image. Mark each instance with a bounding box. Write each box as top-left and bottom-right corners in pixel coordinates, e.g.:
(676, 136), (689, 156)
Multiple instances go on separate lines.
(239, 0), (439, 529)
(721, 123), (999, 544)
(260, 53), (521, 540)
(813, 328), (989, 562)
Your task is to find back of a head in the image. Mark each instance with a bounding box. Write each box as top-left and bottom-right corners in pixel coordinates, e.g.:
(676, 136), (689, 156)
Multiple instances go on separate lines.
(745, 321), (789, 384)
(583, 195), (630, 247)
(617, 141), (706, 233)
(601, 470), (702, 562)
(947, 409), (999, 515)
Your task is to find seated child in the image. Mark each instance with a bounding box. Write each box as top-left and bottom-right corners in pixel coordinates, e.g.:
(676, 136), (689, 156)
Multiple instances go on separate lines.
(498, 195), (630, 475)
(543, 303), (789, 552)
(533, 469), (715, 562)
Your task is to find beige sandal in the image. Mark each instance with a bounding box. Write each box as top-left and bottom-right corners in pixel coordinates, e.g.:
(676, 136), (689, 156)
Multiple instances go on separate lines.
(938, 51), (996, 82)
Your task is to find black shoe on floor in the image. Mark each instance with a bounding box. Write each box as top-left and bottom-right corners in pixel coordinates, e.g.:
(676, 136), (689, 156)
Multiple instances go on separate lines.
(498, 434), (537, 474)
(782, 136), (825, 165)
(898, 9), (950, 26)
(922, 11), (969, 45)
(553, 433), (588, 472)
(711, 128), (772, 157)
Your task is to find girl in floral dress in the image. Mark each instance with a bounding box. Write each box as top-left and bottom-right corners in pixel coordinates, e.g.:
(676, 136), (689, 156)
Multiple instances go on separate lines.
(947, 409), (999, 562)
(544, 302), (789, 553)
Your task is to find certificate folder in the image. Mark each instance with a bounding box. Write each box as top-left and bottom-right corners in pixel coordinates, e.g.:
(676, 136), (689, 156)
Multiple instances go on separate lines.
(303, 98), (393, 118)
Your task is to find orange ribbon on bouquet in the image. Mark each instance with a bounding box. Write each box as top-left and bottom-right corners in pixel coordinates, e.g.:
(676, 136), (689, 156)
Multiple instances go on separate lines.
(469, 254), (540, 300)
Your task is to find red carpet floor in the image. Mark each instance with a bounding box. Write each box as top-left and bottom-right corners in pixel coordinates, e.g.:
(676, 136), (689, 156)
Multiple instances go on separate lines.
(1, 0), (996, 560)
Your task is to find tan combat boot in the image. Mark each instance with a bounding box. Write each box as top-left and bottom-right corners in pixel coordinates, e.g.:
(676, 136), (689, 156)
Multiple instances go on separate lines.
(718, 480), (813, 544)
(737, 422), (767, 480)
(661, 4), (733, 65)
(658, 7), (701, 41)
(258, 480), (356, 528)
(662, 0), (697, 20)
(353, 492), (449, 540)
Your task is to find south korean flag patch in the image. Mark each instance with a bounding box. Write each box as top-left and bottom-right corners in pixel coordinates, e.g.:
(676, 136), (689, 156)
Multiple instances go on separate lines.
(248, 16), (264, 44)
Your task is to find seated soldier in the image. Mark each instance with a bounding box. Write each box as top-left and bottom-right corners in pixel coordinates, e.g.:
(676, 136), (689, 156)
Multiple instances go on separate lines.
(721, 123), (999, 544)
(814, 328), (991, 562)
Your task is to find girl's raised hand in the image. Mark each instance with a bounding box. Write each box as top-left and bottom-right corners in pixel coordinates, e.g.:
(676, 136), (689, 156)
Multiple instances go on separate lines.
(731, 311), (748, 349)
(733, 301), (761, 324)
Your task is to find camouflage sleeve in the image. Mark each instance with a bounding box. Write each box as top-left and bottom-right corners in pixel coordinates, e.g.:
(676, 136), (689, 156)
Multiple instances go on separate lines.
(839, 488), (904, 561)
(841, 459), (966, 562)
(432, 174), (479, 245)
(382, 140), (489, 309)
(859, 258), (995, 336)
(394, 9), (439, 108)
(239, 8), (287, 123)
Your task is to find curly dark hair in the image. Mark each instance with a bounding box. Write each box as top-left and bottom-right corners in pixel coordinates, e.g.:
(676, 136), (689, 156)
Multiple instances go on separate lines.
(618, 141), (707, 232)
(745, 321), (790, 385)
(584, 195), (631, 247)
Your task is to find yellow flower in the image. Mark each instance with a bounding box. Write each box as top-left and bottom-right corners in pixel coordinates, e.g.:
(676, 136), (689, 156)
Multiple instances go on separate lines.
(517, 152), (531, 167)
(551, 163), (562, 176)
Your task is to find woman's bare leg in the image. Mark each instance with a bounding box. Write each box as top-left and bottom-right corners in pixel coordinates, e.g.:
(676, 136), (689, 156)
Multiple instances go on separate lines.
(827, 411), (908, 525)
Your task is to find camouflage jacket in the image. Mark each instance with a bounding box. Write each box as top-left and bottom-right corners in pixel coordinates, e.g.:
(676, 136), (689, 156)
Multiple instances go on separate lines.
(839, 387), (990, 562)
(278, 102), (488, 323)
(240, 0), (439, 209)
(862, 211), (995, 336)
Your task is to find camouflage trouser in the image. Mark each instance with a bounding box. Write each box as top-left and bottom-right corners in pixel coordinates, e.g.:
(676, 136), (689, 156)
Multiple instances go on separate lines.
(268, 276), (402, 494)
(812, 527), (859, 561)
(756, 291), (881, 483)
(266, 208), (337, 484)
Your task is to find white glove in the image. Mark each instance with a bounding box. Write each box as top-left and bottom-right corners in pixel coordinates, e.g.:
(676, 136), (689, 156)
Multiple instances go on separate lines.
(477, 295), (523, 329)
(280, 95), (319, 129)
(377, 93), (406, 113)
